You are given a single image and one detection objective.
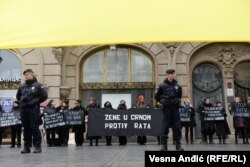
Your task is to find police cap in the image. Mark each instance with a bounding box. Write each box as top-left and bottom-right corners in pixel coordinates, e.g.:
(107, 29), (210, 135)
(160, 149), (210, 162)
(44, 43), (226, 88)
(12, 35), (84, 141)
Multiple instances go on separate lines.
(166, 69), (175, 74)
(23, 69), (34, 75)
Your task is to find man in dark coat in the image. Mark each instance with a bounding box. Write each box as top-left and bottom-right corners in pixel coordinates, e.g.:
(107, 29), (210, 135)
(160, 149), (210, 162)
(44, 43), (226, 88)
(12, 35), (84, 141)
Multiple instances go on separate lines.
(16, 69), (48, 153)
(155, 69), (184, 151)
(72, 100), (85, 146)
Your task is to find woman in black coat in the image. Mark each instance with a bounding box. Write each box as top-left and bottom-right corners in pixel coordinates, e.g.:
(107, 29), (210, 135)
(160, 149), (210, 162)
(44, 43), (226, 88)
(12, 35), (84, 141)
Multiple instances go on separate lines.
(10, 101), (22, 148)
(103, 101), (113, 146)
(181, 99), (196, 144)
(86, 97), (101, 146)
(198, 98), (215, 144)
(117, 100), (127, 146)
(43, 100), (57, 147)
(215, 101), (230, 144)
(56, 99), (71, 147)
(72, 100), (85, 146)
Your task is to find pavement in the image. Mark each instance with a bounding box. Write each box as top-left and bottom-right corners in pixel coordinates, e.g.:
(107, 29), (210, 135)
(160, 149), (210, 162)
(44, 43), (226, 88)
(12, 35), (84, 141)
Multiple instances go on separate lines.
(1, 140), (250, 167)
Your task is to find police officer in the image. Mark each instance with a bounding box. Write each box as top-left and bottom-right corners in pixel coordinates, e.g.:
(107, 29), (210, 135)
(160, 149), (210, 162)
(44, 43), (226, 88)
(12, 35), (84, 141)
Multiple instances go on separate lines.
(155, 69), (184, 151)
(16, 69), (48, 154)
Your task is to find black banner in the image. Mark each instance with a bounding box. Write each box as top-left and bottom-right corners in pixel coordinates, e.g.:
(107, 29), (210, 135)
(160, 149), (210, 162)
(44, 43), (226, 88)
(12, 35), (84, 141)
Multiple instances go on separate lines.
(231, 103), (250, 117)
(44, 112), (65, 129)
(203, 107), (224, 121)
(0, 111), (21, 127)
(145, 151), (250, 167)
(179, 108), (190, 122)
(88, 108), (163, 136)
(64, 110), (84, 125)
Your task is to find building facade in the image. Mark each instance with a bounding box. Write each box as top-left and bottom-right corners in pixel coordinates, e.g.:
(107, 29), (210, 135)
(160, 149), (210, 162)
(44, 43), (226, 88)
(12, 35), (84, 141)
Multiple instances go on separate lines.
(1, 42), (250, 138)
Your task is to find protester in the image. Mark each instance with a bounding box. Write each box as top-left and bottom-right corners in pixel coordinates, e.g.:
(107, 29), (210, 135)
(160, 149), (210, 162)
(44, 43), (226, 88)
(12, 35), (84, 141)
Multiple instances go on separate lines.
(135, 95), (149, 145)
(103, 101), (113, 146)
(10, 101), (22, 148)
(215, 101), (230, 144)
(181, 99), (196, 144)
(43, 100), (56, 147)
(56, 99), (71, 146)
(72, 100), (85, 146)
(117, 100), (128, 146)
(198, 98), (215, 144)
(86, 97), (101, 146)
(230, 96), (248, 144)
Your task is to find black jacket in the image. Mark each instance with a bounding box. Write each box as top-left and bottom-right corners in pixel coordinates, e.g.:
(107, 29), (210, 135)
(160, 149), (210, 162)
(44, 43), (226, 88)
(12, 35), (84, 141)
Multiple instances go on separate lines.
(16, 78), (47, 108)
(155, 79), (182, 106)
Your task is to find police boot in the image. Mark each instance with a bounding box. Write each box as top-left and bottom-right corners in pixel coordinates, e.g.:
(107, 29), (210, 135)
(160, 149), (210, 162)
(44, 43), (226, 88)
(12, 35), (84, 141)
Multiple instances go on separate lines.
(176, 141), (184, 151)
(33, 142), (42, 153)
(21, 143), (30, 154)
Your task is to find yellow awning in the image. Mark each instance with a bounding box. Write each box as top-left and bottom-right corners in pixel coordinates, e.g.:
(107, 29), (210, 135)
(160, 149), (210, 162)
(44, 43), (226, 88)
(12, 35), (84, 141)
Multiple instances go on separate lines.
(0, 0), (250, 49)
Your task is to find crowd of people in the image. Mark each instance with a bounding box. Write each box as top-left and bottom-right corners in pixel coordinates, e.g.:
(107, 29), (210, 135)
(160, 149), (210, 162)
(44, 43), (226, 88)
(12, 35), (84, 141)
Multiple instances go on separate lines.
(1, 95), (250, 149)
(0, 68), (250, 153)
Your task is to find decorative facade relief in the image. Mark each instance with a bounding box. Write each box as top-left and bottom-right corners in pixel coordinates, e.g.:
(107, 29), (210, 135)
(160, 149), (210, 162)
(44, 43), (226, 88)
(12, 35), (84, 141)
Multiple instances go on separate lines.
(52, 47), (66, 64)
(163, 42), (180, 57)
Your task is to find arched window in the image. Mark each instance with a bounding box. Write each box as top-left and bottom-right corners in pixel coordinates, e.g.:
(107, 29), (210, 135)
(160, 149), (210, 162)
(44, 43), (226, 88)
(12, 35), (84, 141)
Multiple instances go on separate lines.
(82, 46), (153, 83)
(81, 46), (154, 108)
(0, 50), (22, 99)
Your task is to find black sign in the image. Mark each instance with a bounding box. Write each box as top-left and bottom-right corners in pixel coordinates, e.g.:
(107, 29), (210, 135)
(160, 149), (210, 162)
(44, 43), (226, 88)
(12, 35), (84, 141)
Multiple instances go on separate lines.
(203, 107), (224, 121)
(231, 102), (250, 117)
(0, 111), (21, 127)
(64, 110), (84, 125)
(179, 108), (190, 122)
(44, 112), (65, 129)
(88, 108), (163, 136)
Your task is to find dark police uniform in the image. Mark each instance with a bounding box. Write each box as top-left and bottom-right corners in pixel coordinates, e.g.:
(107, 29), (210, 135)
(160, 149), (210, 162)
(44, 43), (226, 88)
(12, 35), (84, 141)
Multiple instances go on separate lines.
(16, 69), (47, 153)
(155, 69), (183, 151)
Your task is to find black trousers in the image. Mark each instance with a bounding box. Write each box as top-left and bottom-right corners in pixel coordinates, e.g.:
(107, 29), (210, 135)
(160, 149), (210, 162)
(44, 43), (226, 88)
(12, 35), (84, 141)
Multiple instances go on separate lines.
(184, 126), (194, 142)
(161, 106), (181, 144)
(11, 125), (22, 146)
(46, 128), (56, 146)
(20, 106), (41, 146)
(119, 136), (127, 145)
(58, 125), (70, 146)
(105, 136), (112, 145)
(74, 125), (84, 145)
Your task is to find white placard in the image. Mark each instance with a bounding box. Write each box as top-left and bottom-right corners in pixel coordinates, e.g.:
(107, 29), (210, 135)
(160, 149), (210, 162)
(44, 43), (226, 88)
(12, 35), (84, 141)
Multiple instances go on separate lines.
(102, 94), (131, 109)
(227, 88), (234, 96)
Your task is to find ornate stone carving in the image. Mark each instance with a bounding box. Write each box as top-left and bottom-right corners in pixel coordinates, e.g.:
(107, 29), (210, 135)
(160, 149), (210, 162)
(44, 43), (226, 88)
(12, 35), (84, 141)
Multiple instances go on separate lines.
(80, 82), (155, 90)
(205, 44), (250, 67)
(218, 47), (237, 66)
(163, 43), (180, 57)
(224, 68), (234, 78)
(52, 47), (66, 64)
(60, 86), (72, 99)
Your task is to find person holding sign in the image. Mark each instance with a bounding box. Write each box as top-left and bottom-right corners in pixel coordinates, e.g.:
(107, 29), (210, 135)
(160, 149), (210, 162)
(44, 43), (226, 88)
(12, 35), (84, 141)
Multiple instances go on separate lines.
(10, 101), (22, 148)
(117, 100), (128, 146)
(230, 96), (249, 144)
(181, 99), (196, 144)
(16, 69), (48, 154)
(135, 95), (149, 145)
(104, 101), (113, 146)
(215, 102), (230, 144)
(56, 99), (71, 147)
(42, 100), (56, 147)
(155, 68), (184, 151)
(86, 97), (101, 146)
(72, 100), (85, 147)
(198, 98), (215, 144)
